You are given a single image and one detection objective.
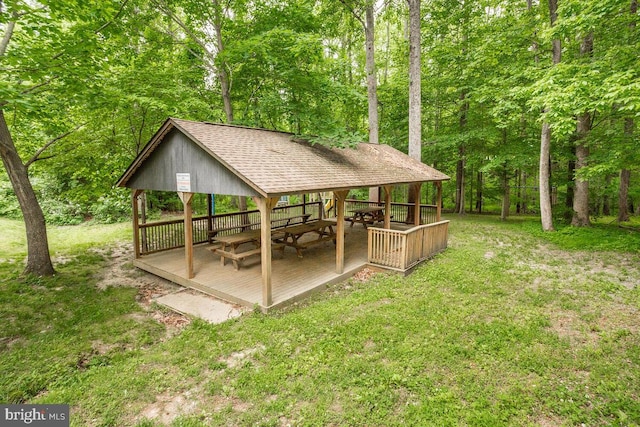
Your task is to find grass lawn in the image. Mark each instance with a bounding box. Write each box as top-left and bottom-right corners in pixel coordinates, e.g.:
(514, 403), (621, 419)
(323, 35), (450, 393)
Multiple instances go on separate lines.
(1, 215), (640, 426)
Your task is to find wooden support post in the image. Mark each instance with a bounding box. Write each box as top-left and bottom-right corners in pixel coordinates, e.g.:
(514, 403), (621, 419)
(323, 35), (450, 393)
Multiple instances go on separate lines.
(334, 190), (349, 274)
(179, 192), (195, 279)
(436, 181), (442, 222)
(383, 185), (393, 229)
(253, 196), (279, 308)
(302, 193), (307, 215)
(413, 183), (422, 226)
(132, 190), (143, 259)
(207, 194), (213, 243)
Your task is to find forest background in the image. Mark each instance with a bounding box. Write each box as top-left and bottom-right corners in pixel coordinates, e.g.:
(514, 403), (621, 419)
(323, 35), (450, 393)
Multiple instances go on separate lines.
(1, 0), (638, 229)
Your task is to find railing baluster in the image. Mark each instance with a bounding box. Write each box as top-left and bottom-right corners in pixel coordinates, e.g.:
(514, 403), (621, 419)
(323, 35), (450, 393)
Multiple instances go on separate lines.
(367, 220), (449, 271)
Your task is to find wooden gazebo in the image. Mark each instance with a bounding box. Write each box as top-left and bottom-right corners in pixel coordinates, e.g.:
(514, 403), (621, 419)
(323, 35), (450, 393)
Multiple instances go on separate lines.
(117, 118), (450, 310)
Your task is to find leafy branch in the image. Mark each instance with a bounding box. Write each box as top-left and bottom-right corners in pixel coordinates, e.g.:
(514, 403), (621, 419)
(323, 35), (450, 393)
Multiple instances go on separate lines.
(24, 122), (87, 168)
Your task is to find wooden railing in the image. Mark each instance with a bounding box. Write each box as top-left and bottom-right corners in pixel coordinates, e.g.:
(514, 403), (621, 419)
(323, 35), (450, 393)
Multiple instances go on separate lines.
(336, 199), (438, 224)
(368, 220), (449, 271)
(136, 200), (441, 257)
(137, 202), (322, 255)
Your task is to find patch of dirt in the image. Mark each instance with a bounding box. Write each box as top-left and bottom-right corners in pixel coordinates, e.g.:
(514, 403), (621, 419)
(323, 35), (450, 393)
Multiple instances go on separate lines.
(548, 310), (599, 346)
(52, 255), (74, 265)
(530, 414), (566, 427)
(138, 390), (199, 425)
(352, 267), (379, 283)
(92, 242), (189, 331)
(222, 344), (266, 369)
(517, 245), (640, 291)
(151, 311), (192, 329)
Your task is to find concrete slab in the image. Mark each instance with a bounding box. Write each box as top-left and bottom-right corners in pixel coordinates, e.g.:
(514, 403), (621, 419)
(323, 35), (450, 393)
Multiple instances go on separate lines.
(155, 290), (245, 324)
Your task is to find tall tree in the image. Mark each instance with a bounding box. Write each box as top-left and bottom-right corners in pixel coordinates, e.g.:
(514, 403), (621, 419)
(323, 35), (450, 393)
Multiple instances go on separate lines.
(0, 1), (126, 275)
(571, 36), (593, 227)
(152, 0), (233, 122)
(539, 0), (561, 231)
(406, 0), (421, 221)
(0, 112), (54, 276)
(338, 0), (380, 200)
(407, 0), (421, 162)
(618, 0), (637, 223)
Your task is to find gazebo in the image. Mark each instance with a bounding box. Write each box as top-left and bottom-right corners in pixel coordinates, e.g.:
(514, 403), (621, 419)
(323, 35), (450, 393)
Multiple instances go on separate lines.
(117, 118), (450, 311)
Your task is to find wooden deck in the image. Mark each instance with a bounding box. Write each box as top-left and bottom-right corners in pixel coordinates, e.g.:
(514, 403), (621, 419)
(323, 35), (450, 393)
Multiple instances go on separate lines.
(134, 222), (382, 311)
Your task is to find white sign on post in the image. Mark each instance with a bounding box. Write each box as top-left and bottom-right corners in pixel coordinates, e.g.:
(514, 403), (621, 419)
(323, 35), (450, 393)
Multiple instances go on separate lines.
(176, 173), (191, 192)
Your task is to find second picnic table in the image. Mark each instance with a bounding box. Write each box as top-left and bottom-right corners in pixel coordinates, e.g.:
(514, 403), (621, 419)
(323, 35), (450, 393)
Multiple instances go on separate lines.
(273, 219), (337, 258)
(348, 206), (385, 228)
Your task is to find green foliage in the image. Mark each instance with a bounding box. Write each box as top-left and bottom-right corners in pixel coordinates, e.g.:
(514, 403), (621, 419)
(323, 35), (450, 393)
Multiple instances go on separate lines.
(1, 0), (639, 228)
(0, 176), (21, 218)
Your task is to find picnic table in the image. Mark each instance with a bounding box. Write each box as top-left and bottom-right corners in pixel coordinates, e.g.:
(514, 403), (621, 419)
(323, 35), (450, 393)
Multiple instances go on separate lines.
(347, 206), (386, 228)
(273, 220), (337, 258)
(211, 229), (284, 270)
(208, 213), (312, 241)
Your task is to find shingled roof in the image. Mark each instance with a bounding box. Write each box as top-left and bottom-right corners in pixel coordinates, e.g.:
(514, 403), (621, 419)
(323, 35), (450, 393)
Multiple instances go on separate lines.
(117, 118), (449, 197)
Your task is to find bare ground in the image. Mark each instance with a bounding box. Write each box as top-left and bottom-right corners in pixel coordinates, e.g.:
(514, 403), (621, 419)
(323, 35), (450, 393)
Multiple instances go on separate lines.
(91, 242), (191, 331)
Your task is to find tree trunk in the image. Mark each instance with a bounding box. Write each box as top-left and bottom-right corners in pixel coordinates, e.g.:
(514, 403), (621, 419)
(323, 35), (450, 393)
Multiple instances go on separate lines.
(456, 91), (468, 215)
(365, 5), (378, 146)
(516, 169), (522, 214)
(0, 110), (55, 276)
(564, 147), (575, 222)
(406, 0), (421, 223)
(539, 122), (554, 230)
(539, 0), (561, 231)
(618, 169), (630, 222)
(365, 4), (380, 202)
(407, 0), (421, 162)
(500, 130), (509, 221)
(571, 33), (593, 227)
(212, 0), (233, 123)
(475, 171), (483, 213)
(618, 2), (637, 222)
(571, 112), (591, 226)
(522, 171), (528, 214)
(500, 165), (510, 221)
(618, 116), (634, 222)
(602, 175), (612, 216)
(455, 156), (465, 215)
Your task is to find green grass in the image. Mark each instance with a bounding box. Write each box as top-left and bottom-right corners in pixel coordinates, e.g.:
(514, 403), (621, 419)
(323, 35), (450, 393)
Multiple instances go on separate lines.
(0, 218), (131, 259)
(1, 215), (640, 426)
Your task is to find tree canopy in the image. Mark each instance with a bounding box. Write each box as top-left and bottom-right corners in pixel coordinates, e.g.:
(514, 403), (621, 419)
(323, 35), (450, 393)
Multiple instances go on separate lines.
(1, 0), (638, 231)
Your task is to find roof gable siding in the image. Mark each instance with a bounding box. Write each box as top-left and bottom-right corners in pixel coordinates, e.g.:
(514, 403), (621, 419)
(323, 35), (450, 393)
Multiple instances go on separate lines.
(126, 129), (260, 196)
